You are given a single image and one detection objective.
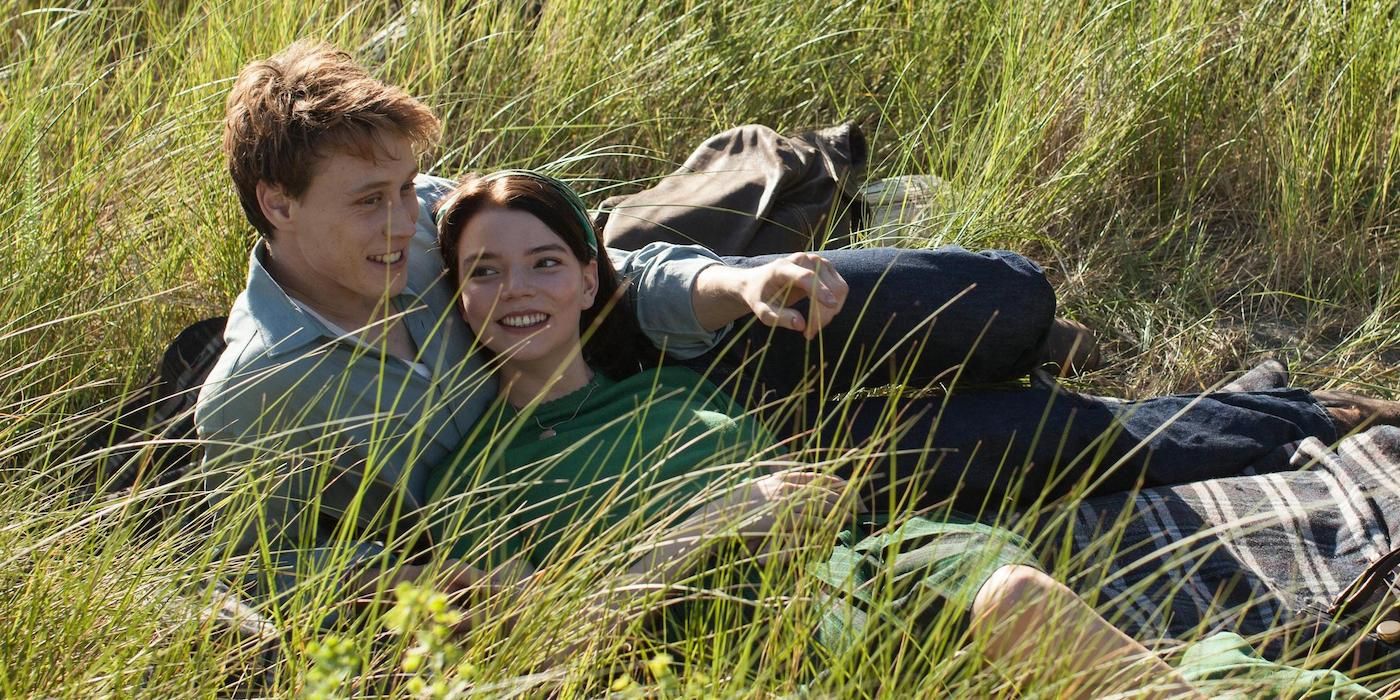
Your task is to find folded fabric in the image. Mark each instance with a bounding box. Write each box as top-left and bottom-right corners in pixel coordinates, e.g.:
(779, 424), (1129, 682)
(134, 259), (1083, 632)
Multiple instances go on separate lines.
(809, 516), (1039, 656)
(1177, 632), (1376, 699)
(597, 123), (866, 256)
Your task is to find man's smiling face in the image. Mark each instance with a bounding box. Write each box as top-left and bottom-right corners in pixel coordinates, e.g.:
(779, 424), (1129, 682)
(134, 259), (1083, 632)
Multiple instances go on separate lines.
(260, 131), (420, 323)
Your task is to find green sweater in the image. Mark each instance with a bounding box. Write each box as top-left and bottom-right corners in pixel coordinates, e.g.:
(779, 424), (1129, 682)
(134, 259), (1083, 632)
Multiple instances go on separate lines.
(425, 367), (1050, 659)
(426, 366), (771, 566)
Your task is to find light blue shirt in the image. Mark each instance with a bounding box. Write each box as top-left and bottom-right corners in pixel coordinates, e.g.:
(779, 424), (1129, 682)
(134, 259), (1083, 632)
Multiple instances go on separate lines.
(195, 174), (726, 598)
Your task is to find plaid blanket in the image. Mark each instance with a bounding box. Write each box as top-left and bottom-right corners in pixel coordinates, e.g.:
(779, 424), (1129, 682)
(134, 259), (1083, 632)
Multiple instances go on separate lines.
(1049, 370), (1400, 696)
(1067, 425), (1400, 645)
(1060, 361), (1400, 658)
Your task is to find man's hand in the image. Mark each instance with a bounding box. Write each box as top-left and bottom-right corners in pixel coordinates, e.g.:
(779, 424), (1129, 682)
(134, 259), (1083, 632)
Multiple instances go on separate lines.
(692, 253), (848, 339)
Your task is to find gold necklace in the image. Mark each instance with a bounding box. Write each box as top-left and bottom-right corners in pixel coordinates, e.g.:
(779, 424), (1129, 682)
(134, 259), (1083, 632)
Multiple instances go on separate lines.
(533, 379), (598, 440)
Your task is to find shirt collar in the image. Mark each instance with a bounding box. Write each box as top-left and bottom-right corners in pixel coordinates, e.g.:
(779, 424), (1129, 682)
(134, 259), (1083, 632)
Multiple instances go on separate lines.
(234, 240), (421, 359)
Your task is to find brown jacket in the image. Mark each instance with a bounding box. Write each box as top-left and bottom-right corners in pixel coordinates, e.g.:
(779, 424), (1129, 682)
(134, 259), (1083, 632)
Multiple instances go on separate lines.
(596, 123), (866, 256)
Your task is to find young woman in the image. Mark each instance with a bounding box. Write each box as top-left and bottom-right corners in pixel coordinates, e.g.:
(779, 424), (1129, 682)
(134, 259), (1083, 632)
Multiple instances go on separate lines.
(425, 170), (1205, 698)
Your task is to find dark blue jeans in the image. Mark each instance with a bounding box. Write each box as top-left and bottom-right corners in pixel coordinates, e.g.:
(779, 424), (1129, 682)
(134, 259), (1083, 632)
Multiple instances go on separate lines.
(710, 246), (1058, 392)
(824, 386), (1338, 515)
(699, 247), (1339, 513)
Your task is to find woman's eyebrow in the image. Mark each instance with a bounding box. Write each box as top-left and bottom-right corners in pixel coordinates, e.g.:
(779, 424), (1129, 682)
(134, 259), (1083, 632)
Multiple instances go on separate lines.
(461, 243), (567, 262)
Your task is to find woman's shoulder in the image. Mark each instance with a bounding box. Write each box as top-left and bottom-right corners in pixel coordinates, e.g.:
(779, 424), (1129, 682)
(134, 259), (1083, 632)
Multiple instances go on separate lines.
(612, 365), (736, 407)
(646, 365), (720, 390)
(625, 365), (771, 440)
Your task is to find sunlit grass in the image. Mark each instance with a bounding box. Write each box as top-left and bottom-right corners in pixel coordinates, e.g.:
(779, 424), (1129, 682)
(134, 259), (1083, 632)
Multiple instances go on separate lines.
(2, 0), (1397, 696)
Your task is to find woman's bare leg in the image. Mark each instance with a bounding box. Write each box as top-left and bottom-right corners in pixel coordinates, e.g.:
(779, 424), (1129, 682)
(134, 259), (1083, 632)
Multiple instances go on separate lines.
(970, 565), (1204, 699)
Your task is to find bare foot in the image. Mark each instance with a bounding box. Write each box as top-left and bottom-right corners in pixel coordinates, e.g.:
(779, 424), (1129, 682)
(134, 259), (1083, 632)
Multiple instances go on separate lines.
(1312, 389), (1400, 434)
(1037, 317), (1103, 377)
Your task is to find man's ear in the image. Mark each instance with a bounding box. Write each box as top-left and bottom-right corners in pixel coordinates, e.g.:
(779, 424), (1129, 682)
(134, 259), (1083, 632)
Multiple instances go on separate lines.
(255, 181), (295, 232)
(581, 259), (599, 309)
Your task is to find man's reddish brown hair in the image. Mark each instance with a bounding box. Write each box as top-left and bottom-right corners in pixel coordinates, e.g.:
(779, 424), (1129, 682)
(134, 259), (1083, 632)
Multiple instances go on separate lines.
(222, 40), (440, 238)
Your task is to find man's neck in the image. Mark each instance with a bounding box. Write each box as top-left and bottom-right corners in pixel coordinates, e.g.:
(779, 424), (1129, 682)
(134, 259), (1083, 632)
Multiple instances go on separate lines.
(264, 250), (383, 332)
(263, 247), (415, 360)
(502, 356), (594, 408)
(293, 294), (388, 337)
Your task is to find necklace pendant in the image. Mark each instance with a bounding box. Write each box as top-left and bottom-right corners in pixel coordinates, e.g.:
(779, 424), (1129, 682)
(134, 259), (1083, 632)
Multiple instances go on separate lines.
(539, 427), (557, 440)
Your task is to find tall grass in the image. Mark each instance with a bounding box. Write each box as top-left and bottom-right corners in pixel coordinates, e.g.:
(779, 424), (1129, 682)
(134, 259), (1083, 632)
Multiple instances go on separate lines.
(1, 0), (1397, 697)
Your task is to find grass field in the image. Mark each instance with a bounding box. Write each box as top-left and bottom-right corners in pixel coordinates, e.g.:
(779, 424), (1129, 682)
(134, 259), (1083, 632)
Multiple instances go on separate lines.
(2, 0), (1398, 697)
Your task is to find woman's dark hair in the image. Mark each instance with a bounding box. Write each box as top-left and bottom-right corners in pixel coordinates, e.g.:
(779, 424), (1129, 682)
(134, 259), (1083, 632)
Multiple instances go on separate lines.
(435, 172), (654, 380)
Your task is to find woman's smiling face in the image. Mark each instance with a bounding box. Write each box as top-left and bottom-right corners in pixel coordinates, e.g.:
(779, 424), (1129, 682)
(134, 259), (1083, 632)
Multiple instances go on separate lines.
(454, 205), (598, 372)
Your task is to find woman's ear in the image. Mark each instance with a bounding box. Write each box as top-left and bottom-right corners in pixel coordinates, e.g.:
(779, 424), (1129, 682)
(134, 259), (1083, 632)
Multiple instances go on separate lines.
(580, 259), (599, 309)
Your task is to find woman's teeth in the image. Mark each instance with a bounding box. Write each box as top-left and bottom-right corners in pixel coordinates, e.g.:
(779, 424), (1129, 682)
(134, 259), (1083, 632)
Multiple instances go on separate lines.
(500, 313), (548, 328)
(368, 251), (403, 264)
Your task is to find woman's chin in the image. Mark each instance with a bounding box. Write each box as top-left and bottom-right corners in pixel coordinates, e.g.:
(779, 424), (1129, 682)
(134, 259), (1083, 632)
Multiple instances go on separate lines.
(491, 339), (580, 376)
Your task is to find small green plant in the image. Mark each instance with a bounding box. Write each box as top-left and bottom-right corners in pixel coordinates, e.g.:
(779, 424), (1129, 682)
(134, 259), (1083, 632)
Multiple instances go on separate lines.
(302, 636), (359, 700)
(303, 583), (477, 699)
(383, 582), (476, 699)
(610, 652), (724, 699)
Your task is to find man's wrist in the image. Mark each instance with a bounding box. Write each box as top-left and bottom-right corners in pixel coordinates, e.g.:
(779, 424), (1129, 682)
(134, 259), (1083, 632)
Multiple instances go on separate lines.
(691, 264), (752, 332)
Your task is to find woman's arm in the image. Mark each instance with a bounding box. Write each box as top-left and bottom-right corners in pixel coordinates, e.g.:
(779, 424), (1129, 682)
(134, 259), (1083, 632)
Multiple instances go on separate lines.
(626, 469), (852, 583)
(543, 469), (851, 663)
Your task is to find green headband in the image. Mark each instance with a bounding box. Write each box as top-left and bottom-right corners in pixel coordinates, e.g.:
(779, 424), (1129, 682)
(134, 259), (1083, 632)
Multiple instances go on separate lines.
(481, 169), (599, 255)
